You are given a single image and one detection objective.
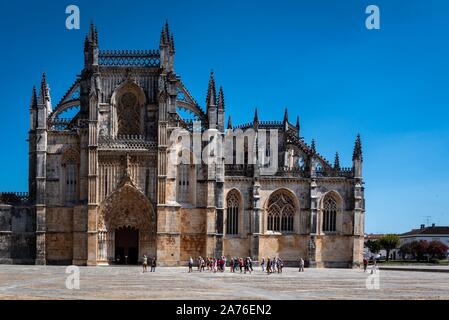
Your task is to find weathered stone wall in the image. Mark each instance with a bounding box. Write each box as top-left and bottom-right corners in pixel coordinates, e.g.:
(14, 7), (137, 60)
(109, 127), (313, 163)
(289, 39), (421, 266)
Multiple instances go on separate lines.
(223, 237), (251, 259)
(0, 204), (35, 264)
(157, 206), (181, 266)
(319, 235), (353, 267)
(46, 207), (74, 264)
(259, 235), (309, 265)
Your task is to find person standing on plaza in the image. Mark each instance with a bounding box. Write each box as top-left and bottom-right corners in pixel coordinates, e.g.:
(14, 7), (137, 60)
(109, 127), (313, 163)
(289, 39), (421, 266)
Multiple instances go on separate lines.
(201, 257), (206, 272)
(188, 256), (193, 273)
(299, 257), (304, 272)
(261, 257), (265, 272)
(363, 258), (368, 272)
(267, 258), (271, 274)
(278, 258), (283, 273)
(150, 257), (157, 272)
(142, 255), (148, 273)
(239, 258), (244, 273)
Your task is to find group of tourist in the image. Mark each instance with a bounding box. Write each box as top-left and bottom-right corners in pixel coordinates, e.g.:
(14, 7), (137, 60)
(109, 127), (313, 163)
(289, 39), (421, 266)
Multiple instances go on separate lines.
(188, 256), (231, 273)
(142, 255), (157, 273)
(260, 257), (284, 274)
(187, 256), (307, 274)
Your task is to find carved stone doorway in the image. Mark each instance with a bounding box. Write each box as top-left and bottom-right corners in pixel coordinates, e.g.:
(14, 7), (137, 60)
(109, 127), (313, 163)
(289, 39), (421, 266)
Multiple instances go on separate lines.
(115, 226), (139, 264)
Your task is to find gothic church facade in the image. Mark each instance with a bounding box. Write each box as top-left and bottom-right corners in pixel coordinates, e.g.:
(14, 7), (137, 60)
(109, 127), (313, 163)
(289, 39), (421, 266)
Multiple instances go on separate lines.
(0, 23), (365, 267)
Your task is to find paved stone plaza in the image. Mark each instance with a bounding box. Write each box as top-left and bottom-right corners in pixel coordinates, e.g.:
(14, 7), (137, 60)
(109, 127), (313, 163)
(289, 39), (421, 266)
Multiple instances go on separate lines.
(0, 265), (448, 300)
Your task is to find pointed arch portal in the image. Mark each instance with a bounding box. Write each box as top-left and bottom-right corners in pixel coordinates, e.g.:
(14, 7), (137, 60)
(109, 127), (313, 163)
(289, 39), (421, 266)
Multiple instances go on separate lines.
(97, 182), (156, 264)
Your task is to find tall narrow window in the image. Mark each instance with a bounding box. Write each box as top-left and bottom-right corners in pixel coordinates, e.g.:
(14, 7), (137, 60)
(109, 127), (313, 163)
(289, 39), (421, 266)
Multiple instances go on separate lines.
(323, 196), (337, 232)
(66, 160), (77, 203)
(226, 190), (239, 235)
(117, 91), (140, 136)
(267, 191), (295, 232)
(177, 164), (190, 203)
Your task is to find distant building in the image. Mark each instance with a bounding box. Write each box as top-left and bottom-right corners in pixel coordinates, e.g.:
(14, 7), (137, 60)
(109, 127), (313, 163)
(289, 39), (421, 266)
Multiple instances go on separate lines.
(400, 224), (449, 247)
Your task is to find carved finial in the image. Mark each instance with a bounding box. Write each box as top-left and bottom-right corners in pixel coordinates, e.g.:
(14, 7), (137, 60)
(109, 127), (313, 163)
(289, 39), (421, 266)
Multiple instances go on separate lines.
(334, 152), (340, 171)
(30, 85), (37, 109)
(283, 108), (289, 123)
(206, 70), (216, 107)
(170, 33), (175, 52)
(254, 107), (259, 123)
(88, 20), (98, 45)
(164, 20), (170, 44)
(311, 139), (316, 154)
(218, 86), (225, 111)
(352, 133), (363, 161)
(227, 115), (233, 129)
(38, 73), (49, 104)
(160, 27), (166, 46)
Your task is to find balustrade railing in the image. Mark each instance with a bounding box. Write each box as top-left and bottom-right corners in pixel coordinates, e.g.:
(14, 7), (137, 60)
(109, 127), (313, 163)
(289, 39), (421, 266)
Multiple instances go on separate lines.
(99, 50), (160, 67)
(0, 192), (30, 204)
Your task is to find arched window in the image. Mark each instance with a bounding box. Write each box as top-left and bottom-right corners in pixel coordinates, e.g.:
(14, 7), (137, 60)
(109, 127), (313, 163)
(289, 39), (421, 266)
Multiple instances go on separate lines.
(322, 196), (338, 232)
(62, 149), (79, 204)
(177, 164), (190, 203)
(117, 91), (140, 136)
(267, 191), (295, 232)
(226, 190), (240, 235)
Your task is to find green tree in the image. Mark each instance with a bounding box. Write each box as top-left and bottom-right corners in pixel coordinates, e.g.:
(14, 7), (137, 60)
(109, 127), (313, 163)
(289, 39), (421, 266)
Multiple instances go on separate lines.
(427, 240), (449, 260)
(399, 242), (413, 259)
(411, 240), (429, 261)
(379, 234), (400, 261)
(366, 239), (381, 255)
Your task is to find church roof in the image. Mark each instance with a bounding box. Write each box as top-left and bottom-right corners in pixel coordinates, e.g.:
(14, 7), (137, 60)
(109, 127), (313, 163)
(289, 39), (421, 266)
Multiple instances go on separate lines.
(400, 226), (449, 236)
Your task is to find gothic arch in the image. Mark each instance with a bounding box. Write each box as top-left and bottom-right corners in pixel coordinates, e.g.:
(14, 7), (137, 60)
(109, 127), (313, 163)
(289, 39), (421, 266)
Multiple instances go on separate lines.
(98, 182), (153, 231)
(97, 182), (156, 264)
(264, 188), (300, 234)
(225, 188), (243, 235)
(319, 190), (344, 233)
(111, 80), (147, 137)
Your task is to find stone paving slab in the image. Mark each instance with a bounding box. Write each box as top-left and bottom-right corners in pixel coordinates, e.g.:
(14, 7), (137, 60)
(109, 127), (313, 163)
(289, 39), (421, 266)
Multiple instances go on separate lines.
(0, 265), (448, 300)
(379, 265), (449, 273)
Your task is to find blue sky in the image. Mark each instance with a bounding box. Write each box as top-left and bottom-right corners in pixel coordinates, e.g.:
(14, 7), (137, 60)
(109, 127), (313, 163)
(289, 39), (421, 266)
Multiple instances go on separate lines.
(0, 0), (448, 233)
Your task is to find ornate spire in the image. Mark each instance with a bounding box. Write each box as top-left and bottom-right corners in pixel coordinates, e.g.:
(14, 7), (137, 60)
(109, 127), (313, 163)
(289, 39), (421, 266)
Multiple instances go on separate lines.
(218, 86), (225, 110)
(311, 139), (316, 154)
(227, 115), (233, 129)
(159, 27), (166, 46)
(160, 20), (172, 47)
(38, 73), (49, 105)
(296, 115), (300, 130)
(283, 108), (289, 123)
(170, 33), (175, 52)
(164, 20), (170, 43)
(29, 86), (37, 109)
(254, 107), (259, 123)
(352, 133), (363, 161)
(206, 70), (216, 107)
(334, 152), (340, 171)
(88, 20), (98, 46)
